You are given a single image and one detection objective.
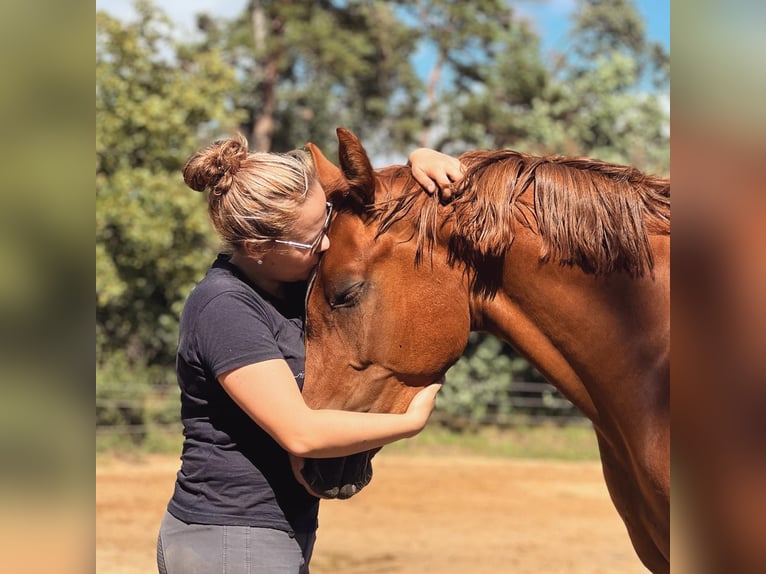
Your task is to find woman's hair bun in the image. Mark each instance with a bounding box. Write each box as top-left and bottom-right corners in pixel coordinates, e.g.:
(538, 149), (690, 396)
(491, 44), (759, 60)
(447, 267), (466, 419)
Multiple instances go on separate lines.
(183, 133), (249, 195)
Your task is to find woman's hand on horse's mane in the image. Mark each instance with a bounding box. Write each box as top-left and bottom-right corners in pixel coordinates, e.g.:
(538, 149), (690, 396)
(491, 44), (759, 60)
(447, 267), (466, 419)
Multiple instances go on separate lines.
(404, 379), (444, 432)
(407, 148), (465, 201)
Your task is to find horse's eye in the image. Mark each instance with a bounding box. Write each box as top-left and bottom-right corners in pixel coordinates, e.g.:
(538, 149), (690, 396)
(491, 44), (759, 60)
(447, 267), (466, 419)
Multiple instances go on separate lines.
(329, 281), (366, 309)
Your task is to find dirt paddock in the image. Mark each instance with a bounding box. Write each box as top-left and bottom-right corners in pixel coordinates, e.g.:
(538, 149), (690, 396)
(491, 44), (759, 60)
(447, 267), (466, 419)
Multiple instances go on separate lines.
(96, 453), (647, 573)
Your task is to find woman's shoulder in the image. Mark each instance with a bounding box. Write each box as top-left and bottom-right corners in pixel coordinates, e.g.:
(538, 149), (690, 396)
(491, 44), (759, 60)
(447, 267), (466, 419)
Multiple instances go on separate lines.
(190, 274), (263, 313)
(182, 256), (265, 316)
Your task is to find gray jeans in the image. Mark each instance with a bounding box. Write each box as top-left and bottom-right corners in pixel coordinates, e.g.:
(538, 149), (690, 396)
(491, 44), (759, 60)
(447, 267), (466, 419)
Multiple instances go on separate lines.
(157, 511), (315, 574)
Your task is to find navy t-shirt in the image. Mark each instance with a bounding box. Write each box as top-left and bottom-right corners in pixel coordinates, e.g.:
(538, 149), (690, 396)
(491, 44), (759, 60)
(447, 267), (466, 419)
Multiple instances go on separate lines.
(167, 254), (319, 534)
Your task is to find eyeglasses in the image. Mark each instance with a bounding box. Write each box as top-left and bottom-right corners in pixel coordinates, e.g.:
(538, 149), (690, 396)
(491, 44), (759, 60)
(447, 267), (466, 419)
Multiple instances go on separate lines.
(273, 202), (333, 255)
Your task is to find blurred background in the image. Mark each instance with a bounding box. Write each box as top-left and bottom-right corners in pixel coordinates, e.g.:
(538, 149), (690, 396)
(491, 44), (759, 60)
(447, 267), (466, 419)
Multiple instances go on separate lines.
(95, 0), (669, 448)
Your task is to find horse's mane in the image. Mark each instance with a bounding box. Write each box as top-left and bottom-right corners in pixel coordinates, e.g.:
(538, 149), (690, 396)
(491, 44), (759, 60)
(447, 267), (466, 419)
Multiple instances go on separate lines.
(374, 149), (670, 287)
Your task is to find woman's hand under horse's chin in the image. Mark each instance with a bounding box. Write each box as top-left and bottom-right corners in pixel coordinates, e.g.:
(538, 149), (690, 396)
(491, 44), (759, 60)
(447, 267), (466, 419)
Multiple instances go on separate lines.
(289, 454), (326, 498)
(404, 380), (443, 433)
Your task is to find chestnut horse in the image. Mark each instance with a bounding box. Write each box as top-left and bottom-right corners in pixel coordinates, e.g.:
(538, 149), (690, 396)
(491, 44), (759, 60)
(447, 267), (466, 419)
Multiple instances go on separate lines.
(299, 128), (670, 573)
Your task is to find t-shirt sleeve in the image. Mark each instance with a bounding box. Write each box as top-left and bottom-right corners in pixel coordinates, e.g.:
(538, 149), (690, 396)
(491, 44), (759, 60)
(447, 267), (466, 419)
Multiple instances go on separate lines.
(194, 290), (284, 379)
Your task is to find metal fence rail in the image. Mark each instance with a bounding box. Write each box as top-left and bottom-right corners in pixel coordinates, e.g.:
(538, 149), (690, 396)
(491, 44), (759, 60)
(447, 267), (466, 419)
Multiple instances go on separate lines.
(96, 380), (588, 435)
(436, 380), (590, 429)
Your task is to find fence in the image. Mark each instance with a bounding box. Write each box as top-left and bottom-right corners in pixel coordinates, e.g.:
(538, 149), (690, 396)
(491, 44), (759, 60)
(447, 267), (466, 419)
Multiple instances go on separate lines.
(431, 380), (589, 431)
(476, 380), (588, 426)
(95, 380), (588, 438)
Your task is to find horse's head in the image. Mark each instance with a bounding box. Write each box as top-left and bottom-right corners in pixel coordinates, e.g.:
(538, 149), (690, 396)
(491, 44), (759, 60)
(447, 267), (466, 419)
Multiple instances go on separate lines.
(296, 128), (470, 498)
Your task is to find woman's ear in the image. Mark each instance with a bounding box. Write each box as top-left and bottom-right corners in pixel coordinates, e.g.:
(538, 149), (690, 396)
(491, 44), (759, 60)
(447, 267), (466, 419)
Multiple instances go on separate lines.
(241, 241), (267, 261)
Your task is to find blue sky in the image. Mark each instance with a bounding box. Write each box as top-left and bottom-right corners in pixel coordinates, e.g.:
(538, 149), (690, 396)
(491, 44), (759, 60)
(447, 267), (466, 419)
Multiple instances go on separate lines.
(96, 0), (670, 61)
(518, 0), (669, 54)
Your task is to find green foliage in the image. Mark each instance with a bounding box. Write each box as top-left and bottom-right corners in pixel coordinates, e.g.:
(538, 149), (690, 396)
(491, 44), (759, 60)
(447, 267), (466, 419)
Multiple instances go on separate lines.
(96, 4), (242, 175)
(96, 349), (179, 451)
(442, 0), (669, 176)
(573, 0), (648, 60)
(190, 0), (423, 154)
(435, 9), (552, 153)
(95, 351), (150, 438)
(439, 333), (545, 423)
(97, 3), (241, 367)
(96, 168), (217, 365)
(543, 49), (670, 173)
(558, 0), (670, 174)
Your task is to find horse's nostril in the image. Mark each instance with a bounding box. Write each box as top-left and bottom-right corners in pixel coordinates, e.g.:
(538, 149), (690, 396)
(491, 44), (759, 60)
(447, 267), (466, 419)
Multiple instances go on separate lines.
(338, 484), (358, 499)
(322, 486), (340, 499)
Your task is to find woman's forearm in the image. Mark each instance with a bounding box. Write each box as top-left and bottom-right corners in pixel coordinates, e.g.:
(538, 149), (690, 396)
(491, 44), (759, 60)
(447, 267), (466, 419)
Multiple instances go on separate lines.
(280, 407), (423, 458)
(219, 360), (439, 459)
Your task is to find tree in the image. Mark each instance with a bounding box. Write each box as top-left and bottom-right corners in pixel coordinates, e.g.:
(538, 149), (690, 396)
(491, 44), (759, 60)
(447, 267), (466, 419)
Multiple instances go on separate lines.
(441, 13), (551, 154)
(571, 0), (668, 89)
(97, 1), (241, 370)
(552, 0), (670, 173)
(441, 0), (669, 175)
(394, 0), (520, 148)
(189, 1), (423, 156)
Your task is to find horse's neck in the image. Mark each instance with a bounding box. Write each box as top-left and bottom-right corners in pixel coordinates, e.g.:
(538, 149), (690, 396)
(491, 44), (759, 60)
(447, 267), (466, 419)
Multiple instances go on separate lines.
(474, 287), (602, 423)
(469, 231), (670, 426)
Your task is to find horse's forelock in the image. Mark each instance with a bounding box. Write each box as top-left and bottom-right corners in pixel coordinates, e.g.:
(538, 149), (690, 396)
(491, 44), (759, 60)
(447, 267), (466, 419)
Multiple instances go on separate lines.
(370, 166), (441, 267)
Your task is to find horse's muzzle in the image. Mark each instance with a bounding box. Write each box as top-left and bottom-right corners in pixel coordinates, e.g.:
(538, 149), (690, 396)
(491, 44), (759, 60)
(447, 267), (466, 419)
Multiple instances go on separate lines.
(299, 449), (379, 499)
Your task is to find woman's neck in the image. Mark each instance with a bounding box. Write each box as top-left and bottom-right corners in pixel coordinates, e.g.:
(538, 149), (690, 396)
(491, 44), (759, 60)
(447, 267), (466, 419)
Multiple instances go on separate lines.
(229, 252), (285, 300)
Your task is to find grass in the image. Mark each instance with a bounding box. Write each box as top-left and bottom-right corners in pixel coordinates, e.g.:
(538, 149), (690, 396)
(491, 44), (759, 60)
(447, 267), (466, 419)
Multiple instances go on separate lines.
(96, 422), (600, 462)
(96, 426), (183, 456)
(387, 421), (600, 461)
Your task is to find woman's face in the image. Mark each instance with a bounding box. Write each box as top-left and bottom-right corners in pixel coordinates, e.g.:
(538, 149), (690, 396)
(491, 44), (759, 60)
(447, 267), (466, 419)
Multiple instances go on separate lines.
(260, 182), (331, 282)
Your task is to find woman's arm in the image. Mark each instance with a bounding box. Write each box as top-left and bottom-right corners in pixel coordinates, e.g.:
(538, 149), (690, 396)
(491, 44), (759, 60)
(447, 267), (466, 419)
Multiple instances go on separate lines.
(219, 359), (440, 458)
(407, 148), (464, 199)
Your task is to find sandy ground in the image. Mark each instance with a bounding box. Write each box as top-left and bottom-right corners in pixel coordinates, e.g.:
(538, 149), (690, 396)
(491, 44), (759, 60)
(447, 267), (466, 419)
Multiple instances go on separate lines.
(96, 453), (647, 573)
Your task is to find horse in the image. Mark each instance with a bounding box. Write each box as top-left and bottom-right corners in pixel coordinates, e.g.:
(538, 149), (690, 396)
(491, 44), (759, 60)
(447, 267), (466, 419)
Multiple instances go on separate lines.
(297, 128), (670, 573)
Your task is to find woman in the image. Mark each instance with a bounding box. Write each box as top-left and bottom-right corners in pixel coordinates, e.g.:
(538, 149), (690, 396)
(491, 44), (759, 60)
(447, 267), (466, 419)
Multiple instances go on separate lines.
(157, 134), (463, 574)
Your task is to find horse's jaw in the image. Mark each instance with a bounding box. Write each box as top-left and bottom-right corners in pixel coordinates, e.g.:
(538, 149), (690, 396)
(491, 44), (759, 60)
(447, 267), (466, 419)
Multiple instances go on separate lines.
(295, 449), (380, 499)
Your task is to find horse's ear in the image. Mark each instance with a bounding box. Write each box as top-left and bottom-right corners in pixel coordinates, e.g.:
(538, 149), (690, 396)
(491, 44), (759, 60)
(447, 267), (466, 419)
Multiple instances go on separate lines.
(336, 127), (376, 206)
(305, 142), (343, 202)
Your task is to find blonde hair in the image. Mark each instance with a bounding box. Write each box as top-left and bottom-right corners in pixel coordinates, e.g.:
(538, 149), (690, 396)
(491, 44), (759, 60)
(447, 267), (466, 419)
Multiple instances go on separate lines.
(182, 133), (317, 252)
